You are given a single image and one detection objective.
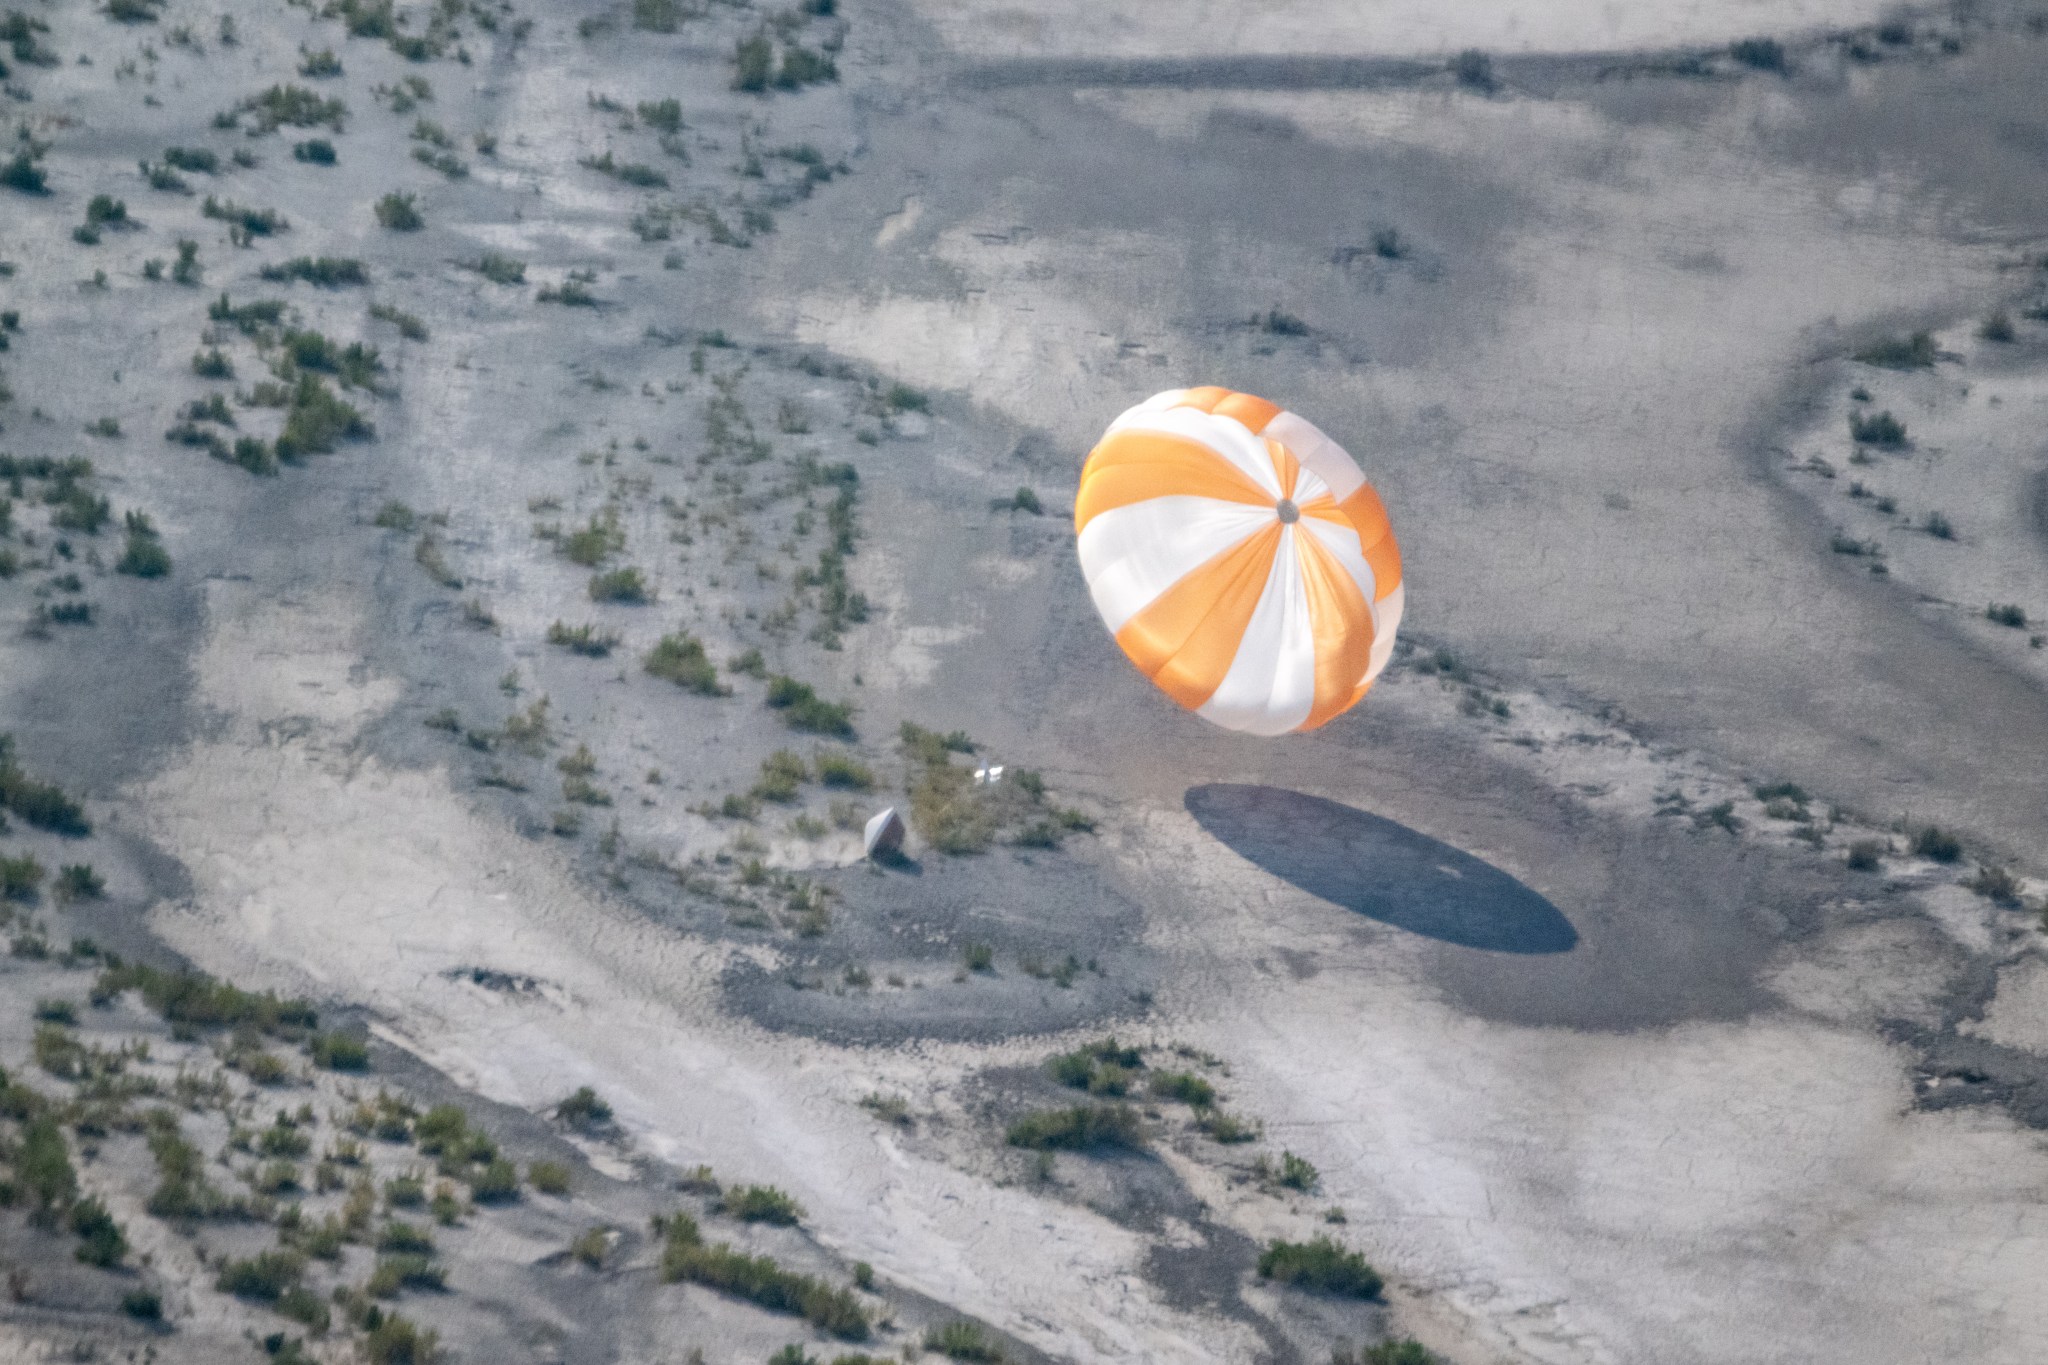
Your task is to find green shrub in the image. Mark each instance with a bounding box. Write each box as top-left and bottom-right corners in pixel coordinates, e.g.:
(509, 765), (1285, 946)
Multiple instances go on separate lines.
(469, 1157), (520, 1202)
(1, 738), (91, 834)
(1256, 1236), (1382, 1298)
(561, 514), (624, 565)
(721, 1184), (802, 1225)
(555, 1086), (614, 1126)
(237, 83), (346, 132)
(1338, 1341), (1439, 1365)
(121, 1288), (162, 1320)
(528, 1160), (571, 1195)
(1911, 826), (1962, 862)
(1149, 1071), (1216, 1107)
(259, 255), (366, 287)
(367, 1252), (445, 1296)
(375, 192), (423, 231)
(312, 1032), (370, 1070)
(548, 621), (620, 657)
(1729, 36), (1785, 70)
(217, 1249), (306, 1300)
(659, 1215), (869, 1339)
(0, 151), (48, 194)
(1845, 839), (1886, 871)
(1004, 1104), (1145, 1153)
(473, 251), (525, 284)
(1278, 1150), (1320, 1191)
(1987, 603), (2028, 629)
(117, 529), (171, 578)
(589, 566), (651, 603)
(923, 1320), (1002, 1361)
(814, 751), (872, 790)
(294, 138), (337, 164)
(1450, 48), (1495, 91)
(92, 961), (316, 1033)
(1848, 410), (1906, 446)
(733, 33), (773, 91)
(364, 1312), (438, 1365)
(1854, 331), (1937, 369)
(70, 1196), (126, 1266)
(765, 676), (854, 736)
(1, 852), (46, 901)
(276, 375), (372, 459)
(1966, 864), (2022, 904)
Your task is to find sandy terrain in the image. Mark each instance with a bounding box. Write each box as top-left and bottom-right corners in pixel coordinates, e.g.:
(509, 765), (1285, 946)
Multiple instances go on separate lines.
(2, 1), (2047, 1363)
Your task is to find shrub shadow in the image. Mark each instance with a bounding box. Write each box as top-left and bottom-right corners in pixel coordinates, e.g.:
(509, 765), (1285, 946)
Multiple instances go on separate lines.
(1185, 784), (1578, 954)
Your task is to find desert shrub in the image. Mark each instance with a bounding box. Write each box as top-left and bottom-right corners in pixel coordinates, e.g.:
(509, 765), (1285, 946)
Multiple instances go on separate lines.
(645, 633), (727, 694)
(117, 527), (172, 578)
(217, 1249), (305, 1300)
(192, 347), (234, 378)
(776, 43), (836, 87)
(274, 375), (372, 458)
(1277, 1151), (1320, 1191)
(1256, 1236), (1382, 1299)
(1450, 48), (1495, 90)
(638, 97), (685, 133)
(909, 763), (993, 854)
(1200, 1110), (1259, 1143)
(472, 251), (525, 284)
(722, 1184), (803, 1225)
(765, 676), (854, 736)
(259, 255), (366, 287)
(469, 1157), (520, 1202)
(294, 138), (337, 165)
(202, 195), (288, 236)
(548, 621), (620, 657)
(375, 192), (423, 230)
(1, 737), (91, 835)
(1848, 409), (1906, 446)
(659, 1214), (869, 1339)
(570, 1225), (609, 1267)
(814, 750), (872, 790)
(380, 1219), (436, 1252)
(589, 566), (651, 603)
(1334, 1341), (1439, 1365)
(733, 32), (774, 91)
(0, 150), (48, 194)
(1987, 603), (2028, 629)
(561, 513), (624, 565)
(18, 1115), (76, 1213)
(1980, 311), (2015, 342)
(752, 750), (808, 803)
(70, 1197), (127, 1266)
(545, 1086), (612, 1131)
(1845, 839), (1886, 871)
(1910, 826), (1962, 862)
(238, 83), (346, 132)
(1924, 511), (1955, 539)
(923, 1320), (1002, 1362)
(1149, 1071), (1217, 1107)
(121, 1288), (162, 1320)
(528, 1160), (571, 1195)
(92, 961), (316, 1033)
(368, 1252), (445, 1296)
(1854, 331), (1937, 369)
(1004, 1103), (1145, 1152)
(1729, 37), (1785, 70)
(369, 303), (428, 340)
(363, 1312), (438, 1365)
(1966, 864), (2022, 904)
(312, 1032), (370, 1071)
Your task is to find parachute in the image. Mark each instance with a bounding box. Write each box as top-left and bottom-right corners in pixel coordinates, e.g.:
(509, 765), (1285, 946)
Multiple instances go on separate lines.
(1074, 387), (1403, 735)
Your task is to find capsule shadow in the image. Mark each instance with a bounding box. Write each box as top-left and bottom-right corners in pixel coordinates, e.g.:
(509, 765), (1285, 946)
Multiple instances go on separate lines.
(1185, 783), (1578, 954)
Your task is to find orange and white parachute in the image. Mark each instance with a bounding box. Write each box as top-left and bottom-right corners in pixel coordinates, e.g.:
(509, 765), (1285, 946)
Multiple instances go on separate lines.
(1074, 387), (1403, 736)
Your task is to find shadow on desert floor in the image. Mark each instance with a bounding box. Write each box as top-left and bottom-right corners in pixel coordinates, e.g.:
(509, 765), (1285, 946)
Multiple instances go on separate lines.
(1186, 783), (1578, 954)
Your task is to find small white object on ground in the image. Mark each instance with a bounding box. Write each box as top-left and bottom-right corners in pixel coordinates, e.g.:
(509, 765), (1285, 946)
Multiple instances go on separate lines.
(863, 806), (907, 858)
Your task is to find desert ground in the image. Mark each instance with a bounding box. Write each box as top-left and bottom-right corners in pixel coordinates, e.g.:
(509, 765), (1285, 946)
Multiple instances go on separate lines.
(1, 1), (2047, 1362)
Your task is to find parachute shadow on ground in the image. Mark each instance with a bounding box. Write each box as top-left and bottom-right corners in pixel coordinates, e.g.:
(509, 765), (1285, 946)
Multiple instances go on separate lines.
(1185, 784), (1578, 954)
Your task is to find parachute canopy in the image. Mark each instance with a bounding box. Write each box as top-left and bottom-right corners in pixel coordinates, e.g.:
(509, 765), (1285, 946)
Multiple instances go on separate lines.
(1074, 387), (1403, 736)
